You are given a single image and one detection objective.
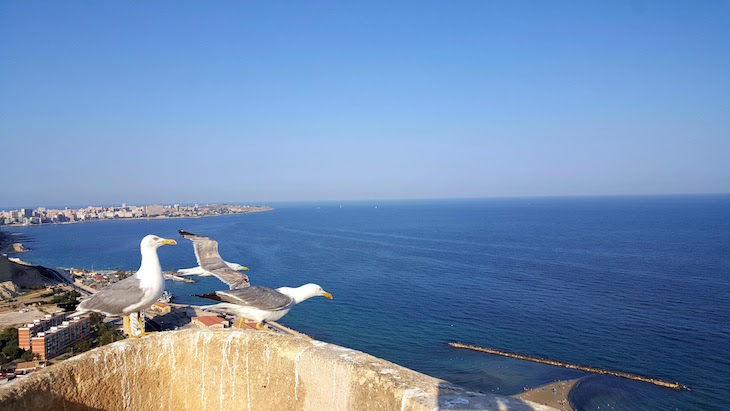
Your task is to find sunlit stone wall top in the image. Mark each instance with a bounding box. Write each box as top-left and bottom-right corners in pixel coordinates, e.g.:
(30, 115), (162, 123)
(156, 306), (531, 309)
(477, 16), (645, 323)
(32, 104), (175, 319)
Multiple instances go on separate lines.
(0, 329), (556, 411)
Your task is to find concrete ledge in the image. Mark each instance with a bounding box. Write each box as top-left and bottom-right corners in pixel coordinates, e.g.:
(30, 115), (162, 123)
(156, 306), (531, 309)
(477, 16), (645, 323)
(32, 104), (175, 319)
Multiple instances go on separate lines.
(0, 329), (556, 410)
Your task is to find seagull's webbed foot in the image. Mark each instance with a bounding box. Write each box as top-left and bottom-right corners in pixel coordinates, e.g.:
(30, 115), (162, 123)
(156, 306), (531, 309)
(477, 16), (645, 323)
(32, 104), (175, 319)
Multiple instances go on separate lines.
(255, 321), (273, 332)
(238, 317), (245, 328)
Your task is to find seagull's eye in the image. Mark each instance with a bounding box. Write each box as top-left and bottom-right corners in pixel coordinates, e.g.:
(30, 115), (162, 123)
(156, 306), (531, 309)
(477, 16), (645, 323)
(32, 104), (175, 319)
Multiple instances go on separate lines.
(153, 237), (159, 241)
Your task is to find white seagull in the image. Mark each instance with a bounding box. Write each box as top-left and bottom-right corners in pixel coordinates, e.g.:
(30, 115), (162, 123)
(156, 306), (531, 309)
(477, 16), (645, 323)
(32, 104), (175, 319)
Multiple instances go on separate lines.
(197, 284), (333, 329)
(73, 234), (176, 336)
(178, 230), (250, 289)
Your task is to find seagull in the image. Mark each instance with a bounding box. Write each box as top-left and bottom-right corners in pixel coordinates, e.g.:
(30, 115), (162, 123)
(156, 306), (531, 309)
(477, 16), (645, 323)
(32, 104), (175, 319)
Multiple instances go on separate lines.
(178, 230), (250, 289)
(196, 283), (333, 329)
(73, 235), (176, 337)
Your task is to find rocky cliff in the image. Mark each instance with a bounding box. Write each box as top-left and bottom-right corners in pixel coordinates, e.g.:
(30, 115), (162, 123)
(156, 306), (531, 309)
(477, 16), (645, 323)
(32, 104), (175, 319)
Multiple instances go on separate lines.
(0, 255), (67, 291)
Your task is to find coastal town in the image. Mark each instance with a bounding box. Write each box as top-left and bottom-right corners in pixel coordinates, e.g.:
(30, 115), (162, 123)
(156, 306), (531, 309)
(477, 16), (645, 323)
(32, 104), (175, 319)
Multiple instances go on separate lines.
(0, 203), (280, 387)
(0, 203), (272, 226)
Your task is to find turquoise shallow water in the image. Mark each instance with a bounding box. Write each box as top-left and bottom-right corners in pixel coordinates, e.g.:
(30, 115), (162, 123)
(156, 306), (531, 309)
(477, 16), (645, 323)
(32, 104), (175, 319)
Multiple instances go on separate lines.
(5, 196), (729, 410)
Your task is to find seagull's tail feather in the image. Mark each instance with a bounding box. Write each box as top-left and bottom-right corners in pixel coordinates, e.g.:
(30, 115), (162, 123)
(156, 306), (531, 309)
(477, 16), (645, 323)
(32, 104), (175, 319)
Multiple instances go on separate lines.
(198, 303), (228, 313)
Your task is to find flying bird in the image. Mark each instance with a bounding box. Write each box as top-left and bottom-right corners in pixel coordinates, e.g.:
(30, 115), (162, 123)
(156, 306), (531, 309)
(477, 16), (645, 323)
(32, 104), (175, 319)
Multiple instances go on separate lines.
(178, 230), (250, 289)
(197, 283), (333, 329)
(73, 234), (176, 337)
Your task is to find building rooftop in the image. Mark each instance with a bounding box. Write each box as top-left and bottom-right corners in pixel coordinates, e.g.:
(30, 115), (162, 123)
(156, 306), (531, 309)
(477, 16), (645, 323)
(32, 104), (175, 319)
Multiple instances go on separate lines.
(192, 316), (227, 327)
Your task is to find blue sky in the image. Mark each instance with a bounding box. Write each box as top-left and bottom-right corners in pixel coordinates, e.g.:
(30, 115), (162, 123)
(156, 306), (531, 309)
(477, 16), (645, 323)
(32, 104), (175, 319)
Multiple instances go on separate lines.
(1, 1), (728, 207)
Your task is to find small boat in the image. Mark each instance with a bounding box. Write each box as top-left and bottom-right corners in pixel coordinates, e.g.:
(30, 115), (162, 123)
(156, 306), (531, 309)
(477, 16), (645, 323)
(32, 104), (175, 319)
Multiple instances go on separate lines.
(158, 291), (173, 303)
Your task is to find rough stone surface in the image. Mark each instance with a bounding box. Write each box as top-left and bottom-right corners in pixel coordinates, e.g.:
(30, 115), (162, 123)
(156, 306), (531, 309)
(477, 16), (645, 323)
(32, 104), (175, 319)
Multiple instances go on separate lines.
(0, 329), (557, 410)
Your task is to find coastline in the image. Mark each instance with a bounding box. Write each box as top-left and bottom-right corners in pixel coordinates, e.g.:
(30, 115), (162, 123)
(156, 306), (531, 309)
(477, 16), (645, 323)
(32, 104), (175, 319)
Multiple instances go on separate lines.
(0, 231), (18, 255)
(514, 378), (581, 411)
(0, 206), (273, 229)
(1, 206), (273, 259)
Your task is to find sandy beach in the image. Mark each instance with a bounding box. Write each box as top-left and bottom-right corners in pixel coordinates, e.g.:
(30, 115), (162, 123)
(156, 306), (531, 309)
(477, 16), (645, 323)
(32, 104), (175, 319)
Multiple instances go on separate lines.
(514, 378), (581, 411)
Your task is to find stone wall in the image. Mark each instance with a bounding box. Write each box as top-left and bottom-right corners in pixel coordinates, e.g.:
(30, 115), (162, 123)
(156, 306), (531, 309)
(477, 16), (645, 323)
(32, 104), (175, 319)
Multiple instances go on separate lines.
(0, 329), (556, 411)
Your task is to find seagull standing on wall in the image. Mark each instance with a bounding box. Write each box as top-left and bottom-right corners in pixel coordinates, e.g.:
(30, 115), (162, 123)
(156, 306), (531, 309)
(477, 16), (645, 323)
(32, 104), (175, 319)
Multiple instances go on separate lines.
(73, 235), (176, 337)
(178, 230), (250, 289)
(196, 284), (333, 329)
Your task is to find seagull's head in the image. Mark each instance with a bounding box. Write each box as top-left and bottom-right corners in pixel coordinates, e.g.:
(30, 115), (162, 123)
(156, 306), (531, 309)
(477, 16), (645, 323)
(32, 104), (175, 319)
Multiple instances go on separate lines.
(303, 283), (333, 300)
(141, 234), (177, 250)
(231, 263), (250, 271)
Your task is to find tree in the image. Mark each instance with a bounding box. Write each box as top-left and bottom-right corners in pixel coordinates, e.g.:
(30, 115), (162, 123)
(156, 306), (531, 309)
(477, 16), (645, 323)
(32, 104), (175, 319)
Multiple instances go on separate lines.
(0, 328), (20, 364)
(98, 330), (115, 346)
(97, 323), (120, 346)
(73, 339), (92, 353)
(89, 312), (104, 330)
(0, 328), (17, 345)
(2, 342), (21, 360)
(19, 350), (35, 362)
(52, 290), (81, 311)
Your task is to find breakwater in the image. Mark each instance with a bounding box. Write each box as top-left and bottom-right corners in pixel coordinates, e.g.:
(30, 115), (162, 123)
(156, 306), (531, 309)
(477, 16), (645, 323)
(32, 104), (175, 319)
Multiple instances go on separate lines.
(449, 342), (686, 390)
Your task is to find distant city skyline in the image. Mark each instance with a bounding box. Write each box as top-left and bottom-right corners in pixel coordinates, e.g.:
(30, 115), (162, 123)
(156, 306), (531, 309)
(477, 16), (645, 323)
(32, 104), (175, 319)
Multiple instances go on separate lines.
(1, 2), (728, 206)
(0, 203), (272, 226)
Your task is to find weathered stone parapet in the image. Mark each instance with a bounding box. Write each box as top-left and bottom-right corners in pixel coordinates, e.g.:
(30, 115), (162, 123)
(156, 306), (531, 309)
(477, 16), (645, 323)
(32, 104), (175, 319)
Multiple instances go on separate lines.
(0, 329), (556, 411)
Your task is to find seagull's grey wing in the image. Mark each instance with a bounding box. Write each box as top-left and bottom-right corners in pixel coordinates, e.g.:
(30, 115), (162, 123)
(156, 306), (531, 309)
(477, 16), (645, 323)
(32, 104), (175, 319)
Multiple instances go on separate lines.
(216, 286), (293, 311)
(76, 276), (146, 316)
(205, 266), (249, 289)
(178, 230), (222, 269)
(179, 230), (249, 289)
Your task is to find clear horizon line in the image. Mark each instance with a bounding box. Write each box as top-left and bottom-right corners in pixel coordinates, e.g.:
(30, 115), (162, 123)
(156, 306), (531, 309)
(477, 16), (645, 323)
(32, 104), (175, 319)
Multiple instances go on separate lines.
(2, 191), (728, 211)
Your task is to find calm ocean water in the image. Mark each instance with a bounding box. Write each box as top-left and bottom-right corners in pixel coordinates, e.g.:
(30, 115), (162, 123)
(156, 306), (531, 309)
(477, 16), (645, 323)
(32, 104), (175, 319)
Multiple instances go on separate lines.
(4, 196), (729, 410)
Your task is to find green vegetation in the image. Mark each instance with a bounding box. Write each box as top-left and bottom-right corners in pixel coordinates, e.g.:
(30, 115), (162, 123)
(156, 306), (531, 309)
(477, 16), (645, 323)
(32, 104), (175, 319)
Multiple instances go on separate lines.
(0, 327), (35, 364)
(72, 339), (93, 353)
(49, 290), (80, 304)
(97, 323), (122, 346)
(0, 313), (121, 365)
(87, 313), (120, 348)
(41, 290), (81, 311)
(89, 312), (104, 329)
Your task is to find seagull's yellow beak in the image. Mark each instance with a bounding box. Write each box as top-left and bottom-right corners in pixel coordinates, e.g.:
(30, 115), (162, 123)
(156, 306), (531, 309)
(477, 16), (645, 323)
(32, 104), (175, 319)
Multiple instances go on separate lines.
(240, 266), (250, 271)
(322, 291), (333, 300)
(162, 239), (177, 245)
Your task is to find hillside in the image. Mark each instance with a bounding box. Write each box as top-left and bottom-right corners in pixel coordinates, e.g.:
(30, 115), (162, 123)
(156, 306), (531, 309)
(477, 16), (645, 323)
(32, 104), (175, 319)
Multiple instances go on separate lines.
(0, 255), (68, 291)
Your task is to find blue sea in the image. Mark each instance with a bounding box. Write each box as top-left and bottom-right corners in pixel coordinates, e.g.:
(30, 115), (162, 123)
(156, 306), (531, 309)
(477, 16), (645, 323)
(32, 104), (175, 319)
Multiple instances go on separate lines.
(4, 196), (729, 410)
